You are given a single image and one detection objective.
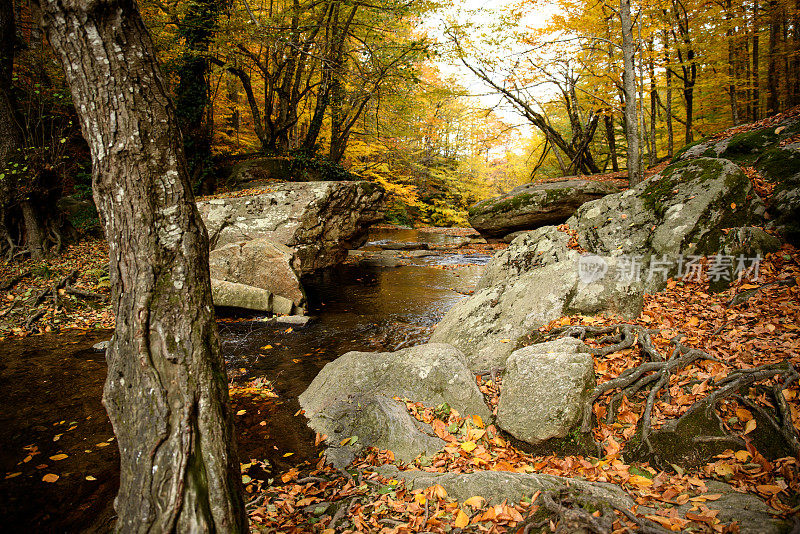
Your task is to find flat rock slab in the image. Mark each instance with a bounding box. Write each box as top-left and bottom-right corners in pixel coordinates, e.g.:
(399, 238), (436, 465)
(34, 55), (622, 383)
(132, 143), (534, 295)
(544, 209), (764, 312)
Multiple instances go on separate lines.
(373, 465), (635, 509)
(209, 238), (305, 308)
(468, 180), (619, 239)
(198, 181), (385, 274)
(372, 468), (788, 533)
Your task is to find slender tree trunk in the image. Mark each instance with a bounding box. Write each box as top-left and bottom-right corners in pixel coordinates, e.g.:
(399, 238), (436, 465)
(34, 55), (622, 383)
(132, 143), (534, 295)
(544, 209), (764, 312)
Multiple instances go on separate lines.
(648, 39), (657, 165)
(663, 29), (674, 159)
(21, 200), (45, 260)
(745, 30), (752, 120)
(604, 114), (619, 172)
(753, 0), (761, 120)
(0, 1), (19, 255)
(767, 0), (780, 114)
(38, 0), (247, 531)
(620, 0), (641, 185)
(175, 0), (226, 190)
(794, 0), (800, 106)
(726, 0), (740, 124)
(0, 1), (26, 258)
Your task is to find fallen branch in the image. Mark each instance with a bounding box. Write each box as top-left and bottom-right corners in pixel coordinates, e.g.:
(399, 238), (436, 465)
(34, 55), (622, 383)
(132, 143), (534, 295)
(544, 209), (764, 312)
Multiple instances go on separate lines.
(24, 309), (46, 330)
(65, 285), (105, 300)
(31, 269), (79, 307)
(0, 270), (29, 291)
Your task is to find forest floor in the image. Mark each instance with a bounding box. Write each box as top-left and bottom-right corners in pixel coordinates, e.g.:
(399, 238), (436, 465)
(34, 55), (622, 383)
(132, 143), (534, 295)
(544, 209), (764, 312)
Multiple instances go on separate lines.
(243, 244), (800, 534)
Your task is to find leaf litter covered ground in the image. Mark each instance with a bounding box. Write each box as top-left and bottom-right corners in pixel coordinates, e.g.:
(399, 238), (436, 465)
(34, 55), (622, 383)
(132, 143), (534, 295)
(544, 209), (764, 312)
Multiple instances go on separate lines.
(242, 246), (800, 534)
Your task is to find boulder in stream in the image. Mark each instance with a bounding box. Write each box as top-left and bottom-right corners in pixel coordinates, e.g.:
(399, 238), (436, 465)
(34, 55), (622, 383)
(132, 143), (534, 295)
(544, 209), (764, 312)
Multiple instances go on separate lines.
(210, 279), (296, 315)
(197, 181), (385, 275)
(209, 238), (305, 310)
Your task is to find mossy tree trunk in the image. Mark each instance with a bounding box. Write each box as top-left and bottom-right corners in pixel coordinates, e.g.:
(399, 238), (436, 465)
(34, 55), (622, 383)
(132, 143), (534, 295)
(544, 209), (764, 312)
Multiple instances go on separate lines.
(37, 0), (247, 530)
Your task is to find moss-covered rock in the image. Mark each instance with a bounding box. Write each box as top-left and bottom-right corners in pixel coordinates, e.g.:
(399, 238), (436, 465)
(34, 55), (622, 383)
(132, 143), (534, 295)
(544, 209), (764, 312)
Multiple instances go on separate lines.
(675, 115), (800, 165)
(468, 179), (619, 239)
(569, 158), (764, 287)
(756, 146), (800, 244)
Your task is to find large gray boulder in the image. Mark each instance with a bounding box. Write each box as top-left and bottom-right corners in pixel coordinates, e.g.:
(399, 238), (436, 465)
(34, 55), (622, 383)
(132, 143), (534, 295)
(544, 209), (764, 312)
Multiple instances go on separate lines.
(468, 179), (619, 239)
(209, 238), (305, 310)
(477, 226), (575, 290)
(299, 343), (491, 468)
(497, 338), (595, 444)
(570, 158), (765, 263)
(197, 181), (385, 274)
(308, 394), (445, 470)
(430, 258), (645, 371)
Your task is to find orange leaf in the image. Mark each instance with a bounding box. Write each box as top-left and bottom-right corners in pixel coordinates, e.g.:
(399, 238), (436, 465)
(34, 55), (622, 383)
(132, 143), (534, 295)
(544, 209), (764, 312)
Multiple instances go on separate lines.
(453, 509), (469, 528)
(42, 473), (59, 483)
(280, 468), (298, 483)
(743, 419), (757, 434)
(756, 484), (783, 495)
(463, 496), (485, 508)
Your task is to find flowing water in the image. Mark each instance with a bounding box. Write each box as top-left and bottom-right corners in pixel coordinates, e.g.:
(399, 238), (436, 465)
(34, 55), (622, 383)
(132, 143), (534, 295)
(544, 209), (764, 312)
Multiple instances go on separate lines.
(217, 228), (490, 469)
(220, 228), (489, 397)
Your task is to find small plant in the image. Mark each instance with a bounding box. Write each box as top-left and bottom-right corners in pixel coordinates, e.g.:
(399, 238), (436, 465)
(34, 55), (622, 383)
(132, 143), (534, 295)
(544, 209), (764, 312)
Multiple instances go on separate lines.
(31, 262), (53, 279)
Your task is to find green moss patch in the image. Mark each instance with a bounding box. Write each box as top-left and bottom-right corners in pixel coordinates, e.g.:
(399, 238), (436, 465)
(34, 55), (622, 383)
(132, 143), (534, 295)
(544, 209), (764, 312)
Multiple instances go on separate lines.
(642, 159), (724, 217)
(720, 128), (781, 163)
(756, 148), (800, 185)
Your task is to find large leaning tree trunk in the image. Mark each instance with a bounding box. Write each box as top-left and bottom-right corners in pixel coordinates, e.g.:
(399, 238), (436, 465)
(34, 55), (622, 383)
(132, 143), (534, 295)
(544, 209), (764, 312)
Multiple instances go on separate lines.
(37, 0), (247, 531)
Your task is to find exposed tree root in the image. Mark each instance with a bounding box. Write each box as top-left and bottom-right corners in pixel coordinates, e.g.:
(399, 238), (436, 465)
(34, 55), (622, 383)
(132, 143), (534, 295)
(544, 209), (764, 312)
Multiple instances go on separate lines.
(547, 323), (800, 459)
(537, 489), (614, 533)
(524, 489), (673, 534)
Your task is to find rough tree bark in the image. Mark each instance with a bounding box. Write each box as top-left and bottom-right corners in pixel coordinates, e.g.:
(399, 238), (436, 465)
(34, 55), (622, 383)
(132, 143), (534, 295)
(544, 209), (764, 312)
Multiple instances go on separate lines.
(37, 0), (247, 531)
(620, 0), (641, 185)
